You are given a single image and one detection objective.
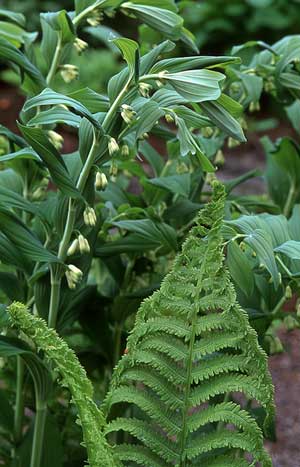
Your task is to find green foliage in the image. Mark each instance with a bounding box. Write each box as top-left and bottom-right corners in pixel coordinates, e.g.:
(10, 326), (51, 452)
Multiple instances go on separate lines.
(104, 182), (274, 466)
(1, 0), (300, 465)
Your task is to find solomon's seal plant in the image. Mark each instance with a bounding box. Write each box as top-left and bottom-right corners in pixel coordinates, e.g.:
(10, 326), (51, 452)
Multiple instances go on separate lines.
(6, 182), (274, 467)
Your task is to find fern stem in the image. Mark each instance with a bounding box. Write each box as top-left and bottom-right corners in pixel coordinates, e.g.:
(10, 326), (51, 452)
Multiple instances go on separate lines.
(179, 249), (208, 466)
(30, 400), (47, 467)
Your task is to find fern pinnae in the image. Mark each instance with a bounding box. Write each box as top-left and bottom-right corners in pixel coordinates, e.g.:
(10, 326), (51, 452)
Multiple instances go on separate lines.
(104, 181), (274, 467)
(8, 302), (119, 467)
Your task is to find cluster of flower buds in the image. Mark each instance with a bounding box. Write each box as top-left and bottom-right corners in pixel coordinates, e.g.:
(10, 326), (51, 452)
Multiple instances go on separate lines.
(139, 82), (152, 98)
(249, 101), (260, 113)
(215, 149), (225, 166)
(202, 126), (214, 138)
(67, 235), (90, 256)
(165, 113), (174, 124)
(109, 160), (118, 177)
(108, 137), (119, 156)
(228, 137), (240, 149)
(86, 9), (103, 26)
(284, 315), (299, 331)
(60, 64), (79, 83)
(121, 144), (130, 157)
(83, 206), (97, 226)
(31, 177), (49, 201)
(95, 171), (108, 190)
(74, 37), (88, 54)
(121, 104), (136, 124)
(268, 335), (283, 354)
(48, 130), (64, 150)
(264, 76), (276, 93)
(65, 264), (83, 289)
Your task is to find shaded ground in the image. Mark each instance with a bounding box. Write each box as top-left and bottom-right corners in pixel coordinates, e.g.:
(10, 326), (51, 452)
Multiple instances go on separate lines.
(267, 329), (300, 466)
(1, 81), (299, 465)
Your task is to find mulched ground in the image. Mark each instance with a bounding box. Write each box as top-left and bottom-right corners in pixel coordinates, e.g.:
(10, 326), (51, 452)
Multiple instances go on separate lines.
(1, 81), (299, 465)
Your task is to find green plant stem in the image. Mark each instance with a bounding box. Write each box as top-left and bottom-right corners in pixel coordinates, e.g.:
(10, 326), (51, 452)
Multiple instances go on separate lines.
(30, 401), (47, 467)
(47, 75), (132, 330)
(283, 181), (296, 217)
(14, 357), (25, 445)
(73, 3), (99, 26)
(271, 294), (287, 316)
(46, 35), (62, 86)
(48, 266), (61, 329)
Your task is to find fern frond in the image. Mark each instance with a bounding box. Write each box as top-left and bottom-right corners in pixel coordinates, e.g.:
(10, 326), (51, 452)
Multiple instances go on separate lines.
(104, 181), (274, 467)
(8, 302), (119, 467)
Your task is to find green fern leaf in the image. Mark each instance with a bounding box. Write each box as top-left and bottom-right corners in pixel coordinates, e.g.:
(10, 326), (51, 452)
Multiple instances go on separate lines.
(8, 302), (119, 467)
(104, 181), (274, 467)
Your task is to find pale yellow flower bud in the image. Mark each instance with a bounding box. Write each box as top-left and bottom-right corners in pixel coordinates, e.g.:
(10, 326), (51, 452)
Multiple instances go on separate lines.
(121, 144), (130, 157)
(108, 137), (119, 156)
(121, 104), (136, 124)
(67, 238), (79, 256)
(48, 130), (64, 150)
(78, 234), (90, 254)
(83, 206), (97, 226)
(139, 82), (152, 97)
(60, 64), (79, 83)
(95, 171), (108, 190)
(74, 37), (88, 54)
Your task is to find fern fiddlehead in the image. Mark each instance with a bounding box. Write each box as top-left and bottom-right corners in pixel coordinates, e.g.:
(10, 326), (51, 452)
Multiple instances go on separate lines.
(103, 181), (275, 467)
(8, 302), (119, 467)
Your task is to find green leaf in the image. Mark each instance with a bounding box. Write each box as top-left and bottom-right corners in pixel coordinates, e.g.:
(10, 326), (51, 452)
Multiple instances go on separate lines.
(111, 218), (177, 251)
(79, 118), (94, 163)
(0, 36), (45, 91)
(0, 124), (26, 148)
(245, 229), (280, 289)
(41, 10), (75, 44)
(201, 99), (246, 142)
(0, 207), (58, 264)
(23, 88), (103, 130)
(238, 72), (263, 104)
(140, 40), (175, 75)
(0, 335), (51, 403)
(227, 241), (254, 298)
(19, 124), (81, 199)
(122, 2), (183, 39)
(139, 140), (164, 176)
(0, 21), (28, 47)
(0, 147), (40, 162)
(135, 100), (164, 138)
(0, 388), (14, 432)
(0, 272), (24, 301)
(0, 185), (38, 214)
(28, 106), (82, 128)
(274, 240), (300, 260)
(286, 99), (300, 135)
(271, 137), (300, 186)
(173, 106), (211, 129)
(151, 56), (240, 74)
(68, 87), (109, 113)
(112, 37), (139, 81)
(0, 232), (31, 271)
(146, 173), (191, 198)
(162, 69), (225, 103)
(217, 93), (244, 118)
(0, 9), (25, 27)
